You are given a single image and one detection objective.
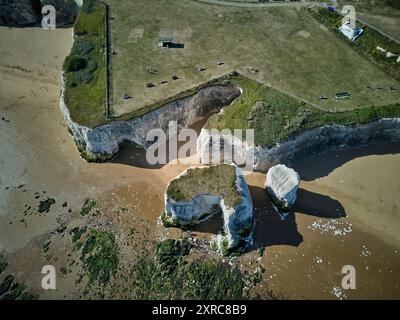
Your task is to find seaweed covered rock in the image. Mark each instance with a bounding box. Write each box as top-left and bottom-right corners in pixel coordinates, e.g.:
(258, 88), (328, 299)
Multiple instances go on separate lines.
(155, 238), (191, 274)
(162, 164), (254, 256)
(265, 164), (300, 219)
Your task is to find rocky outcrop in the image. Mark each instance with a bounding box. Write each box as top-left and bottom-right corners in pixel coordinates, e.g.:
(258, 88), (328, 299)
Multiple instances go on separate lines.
(197, 118), (400, 171)
(60, 73), (241, 161)
(265, 164), (300, 220)
(0, 0), (80, 26)
(161, 165), (254, 256)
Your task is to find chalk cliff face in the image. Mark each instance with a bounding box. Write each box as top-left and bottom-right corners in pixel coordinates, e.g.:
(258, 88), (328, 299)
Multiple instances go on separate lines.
(0, 0), (79, 26)
(162, 165), (254, 256)
(197, 118), (400, 172)
(60, 73), (241, 161)
(265, 164), (300, 220)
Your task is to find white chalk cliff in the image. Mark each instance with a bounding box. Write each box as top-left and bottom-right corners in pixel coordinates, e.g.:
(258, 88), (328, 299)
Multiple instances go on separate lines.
(265, 164), (300, 219)
(162, 165), (254, 256)
(60, 73), (241, 161)
(197, 118), (400, 172)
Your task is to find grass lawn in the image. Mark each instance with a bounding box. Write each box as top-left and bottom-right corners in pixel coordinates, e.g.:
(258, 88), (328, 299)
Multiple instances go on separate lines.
(309, 5), (400, 82)
(105, 0), (400, 119)
(166, 164), (241, 207)
(64, 0), (400, 129)
(339, 0), (400, 41)
(205, 74), (400, 147)
(63, 0), (107, 128)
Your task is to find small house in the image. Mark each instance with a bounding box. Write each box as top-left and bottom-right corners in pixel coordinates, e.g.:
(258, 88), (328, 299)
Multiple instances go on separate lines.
(339, 22), (363, 41)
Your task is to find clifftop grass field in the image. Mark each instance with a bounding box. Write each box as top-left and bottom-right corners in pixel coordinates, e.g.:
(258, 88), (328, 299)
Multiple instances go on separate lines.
(206, 74), (400, 147)
(64, 0), (400, 130)
(108, 0), (399, 117)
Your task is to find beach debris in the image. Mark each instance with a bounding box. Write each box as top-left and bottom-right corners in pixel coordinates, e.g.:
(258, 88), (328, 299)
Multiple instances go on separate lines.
(361, 245), (372, 257)
(314, 256), (323, 264)
(196, 66), (206, 72)
(265, 164), (300, 220)
(308, 218), (352, 236)
(319, 95), (328, 100)
(331, 286), (347, 300)
(217, 60), (224, 66)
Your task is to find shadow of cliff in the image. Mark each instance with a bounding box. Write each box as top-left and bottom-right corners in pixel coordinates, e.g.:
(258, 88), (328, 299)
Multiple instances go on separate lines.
(293, 142), (400, 181)
(249, 185), (303, 249)
(109, 117), (209, 169)
(248, 185), (347, 251)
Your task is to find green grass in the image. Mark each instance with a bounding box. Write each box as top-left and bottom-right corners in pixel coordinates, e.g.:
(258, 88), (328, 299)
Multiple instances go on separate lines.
(64, 0), (400, 129)
(309, 6), (400, 81)
(63, 0), (107, 128)
(205, 75), (400, 147)
(166, 164), (241, 207)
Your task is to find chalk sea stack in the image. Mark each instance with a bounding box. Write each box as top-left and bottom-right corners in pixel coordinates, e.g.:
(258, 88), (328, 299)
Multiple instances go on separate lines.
(265, 164), (300, 219)
(161, 164), (254, 256)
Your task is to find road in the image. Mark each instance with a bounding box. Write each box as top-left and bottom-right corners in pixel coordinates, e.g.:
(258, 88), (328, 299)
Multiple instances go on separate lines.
(192, 0), (316, 8)
(356, 16), (400, 45)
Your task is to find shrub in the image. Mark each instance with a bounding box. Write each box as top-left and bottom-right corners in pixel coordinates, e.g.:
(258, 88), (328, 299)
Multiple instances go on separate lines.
(64, 56), (87, 72)
(72, 39), (95, 56)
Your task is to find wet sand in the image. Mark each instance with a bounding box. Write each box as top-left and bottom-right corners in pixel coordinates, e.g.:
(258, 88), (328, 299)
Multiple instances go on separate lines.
(0, 26), (399, 299)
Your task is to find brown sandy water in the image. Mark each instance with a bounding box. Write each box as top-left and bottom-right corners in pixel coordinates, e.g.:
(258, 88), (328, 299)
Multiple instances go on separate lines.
(0, 26), (399, 299)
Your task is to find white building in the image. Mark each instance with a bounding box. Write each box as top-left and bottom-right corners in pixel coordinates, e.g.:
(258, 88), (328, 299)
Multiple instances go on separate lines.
(339, 23), (364, 41)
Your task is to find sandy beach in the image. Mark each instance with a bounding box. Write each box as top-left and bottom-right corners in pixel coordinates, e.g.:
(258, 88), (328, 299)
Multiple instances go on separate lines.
(0, 26), (399, 299)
